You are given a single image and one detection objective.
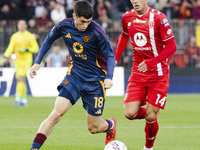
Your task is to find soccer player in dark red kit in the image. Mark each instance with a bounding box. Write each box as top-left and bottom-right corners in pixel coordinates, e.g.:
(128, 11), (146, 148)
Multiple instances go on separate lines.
(115, 0), (177, 149)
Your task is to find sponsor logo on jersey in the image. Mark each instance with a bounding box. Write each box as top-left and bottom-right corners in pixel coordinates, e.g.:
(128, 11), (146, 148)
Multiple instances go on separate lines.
(148, 21), (155, 28)
(134, 33), (147, 47)
(65, 33), (72, 39)
(73, 42), (83, 53)
(164, 23), (170, 28)
(95, 109), (102, 114)
(161, 18), (168, 24)
(135, 47), (151, 50)
(133, 18), (147, 23)
(83, 35), (90, 43)
(167, 29), (172, 35)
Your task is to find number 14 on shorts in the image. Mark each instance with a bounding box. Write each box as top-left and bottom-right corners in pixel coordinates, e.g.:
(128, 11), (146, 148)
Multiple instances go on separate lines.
(155, 94), (166, 107)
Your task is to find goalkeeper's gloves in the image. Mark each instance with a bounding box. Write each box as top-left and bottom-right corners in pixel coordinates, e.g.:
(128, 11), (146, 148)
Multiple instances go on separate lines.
(0, 56), (7, 67)
(18, 48), (29, 54)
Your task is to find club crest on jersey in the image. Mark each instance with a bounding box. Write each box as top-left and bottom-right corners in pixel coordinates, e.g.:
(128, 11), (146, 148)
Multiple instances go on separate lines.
(148, 21), (155, 28)
(83, 35), (90, 43)
(133, 18), (147, 23)
(161, 18), (168, 24)
(63, 80), (69, 85)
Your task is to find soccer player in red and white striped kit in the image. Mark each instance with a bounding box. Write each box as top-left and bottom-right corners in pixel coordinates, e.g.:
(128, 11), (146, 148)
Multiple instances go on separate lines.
(115, 0), (177, 149)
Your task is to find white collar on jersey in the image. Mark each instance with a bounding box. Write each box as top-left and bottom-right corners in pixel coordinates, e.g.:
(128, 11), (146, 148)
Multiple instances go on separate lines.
(136, 7), (150, 17)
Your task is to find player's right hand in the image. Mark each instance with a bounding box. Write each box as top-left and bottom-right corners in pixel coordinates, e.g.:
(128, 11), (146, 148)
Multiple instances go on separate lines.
(104, 78), (113, 89)
(29, 63), (40, 79)
(115, 60), (118, 66)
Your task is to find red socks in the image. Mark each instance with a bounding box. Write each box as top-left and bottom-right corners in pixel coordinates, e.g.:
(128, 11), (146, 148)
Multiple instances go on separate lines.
(145, 119), (159, 148)
(125, 107), (146, 120)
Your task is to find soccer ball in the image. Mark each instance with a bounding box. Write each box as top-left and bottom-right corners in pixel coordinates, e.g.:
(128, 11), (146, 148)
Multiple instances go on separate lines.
(104, 140), (128, 150)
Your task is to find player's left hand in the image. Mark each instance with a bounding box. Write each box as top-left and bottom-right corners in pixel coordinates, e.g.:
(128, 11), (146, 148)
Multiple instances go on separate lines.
(18, 48), (28, 54)
(104, 78), (113, 89)
(138, 60), (148, 73)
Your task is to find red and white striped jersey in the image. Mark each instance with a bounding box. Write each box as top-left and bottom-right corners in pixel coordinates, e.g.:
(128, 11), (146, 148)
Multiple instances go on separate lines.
(122, 8), (174, 80)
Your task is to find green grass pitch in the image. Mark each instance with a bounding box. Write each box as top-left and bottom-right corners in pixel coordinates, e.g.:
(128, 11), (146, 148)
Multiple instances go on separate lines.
(0, 95), (200, 150)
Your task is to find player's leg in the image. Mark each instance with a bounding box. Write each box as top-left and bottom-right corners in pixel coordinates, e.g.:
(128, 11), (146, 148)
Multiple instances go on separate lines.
(87, 114), (110, 133)
(124, 81), (147, 120)
(30, 81), (78, 150)
(87, 114), (117, 145)
(14, 62), (30, 106)
(143, 103), (160, 150)
(82, 81), (117, 145)
(30, 96), (72, 150)
(16, 75), (27, 105)
(124, 101), (146, 119)
(15, 74), (26, 106)
(143, 79), (168, 150)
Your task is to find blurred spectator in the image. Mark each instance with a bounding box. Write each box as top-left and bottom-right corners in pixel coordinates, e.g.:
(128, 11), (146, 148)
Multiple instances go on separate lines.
(179, 0), (192, 19)
(161, 0), (180, 21)
(35, 0), (45, 18)
(170, 58), (178, 68)
(50, 3), (66, 24)
(0, 4), (12, 21)
(28, 18), (39, 42)
(47, 0), (56, 16)
(174, 20), (189, 46)
(106, 21), (121, 44)
(25, 0), (35, 21)
(104, 0), (120, 20)
(147, 0), (158, 9)
(36, 8), (52, 32)
(192, 0), (200, 20)
(116, 0), (133, 13)
(96, 0), (112, 29)
(46, 44), (64, 67)
(184, 36), (200, 67)
(65, 0), (75, 18)
(10, 1), (21, 20)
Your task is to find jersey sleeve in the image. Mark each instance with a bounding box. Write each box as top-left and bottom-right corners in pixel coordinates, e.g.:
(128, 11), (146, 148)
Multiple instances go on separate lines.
(96, 29), (115, 80)
(28, 33), (39, 53)
(4, 34), (15, 58)
(158, 13), (174, 41)
(34, 24), (62, 64)
(122, 13), (129, 35)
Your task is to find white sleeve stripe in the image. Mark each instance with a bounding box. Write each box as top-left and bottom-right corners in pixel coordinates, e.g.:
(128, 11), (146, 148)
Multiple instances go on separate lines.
(123, 31), (129, 35)
(163, 36), (174, 41)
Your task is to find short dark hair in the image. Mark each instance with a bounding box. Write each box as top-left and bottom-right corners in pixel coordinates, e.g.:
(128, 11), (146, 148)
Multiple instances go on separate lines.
(73, 0), (94, 19)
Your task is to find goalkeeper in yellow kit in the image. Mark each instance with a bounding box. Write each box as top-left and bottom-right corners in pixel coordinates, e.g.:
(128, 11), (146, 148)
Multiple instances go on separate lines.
(1, 19), (39, 106)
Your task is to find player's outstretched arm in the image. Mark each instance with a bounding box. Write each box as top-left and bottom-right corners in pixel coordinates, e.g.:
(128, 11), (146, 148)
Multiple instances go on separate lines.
(29, 64), (40, 79)
(104, 78), (113, 89)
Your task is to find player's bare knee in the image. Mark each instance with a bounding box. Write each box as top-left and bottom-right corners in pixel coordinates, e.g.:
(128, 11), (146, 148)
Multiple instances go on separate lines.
(124, 110), (137, 120)
(146, 112), (157, 121)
